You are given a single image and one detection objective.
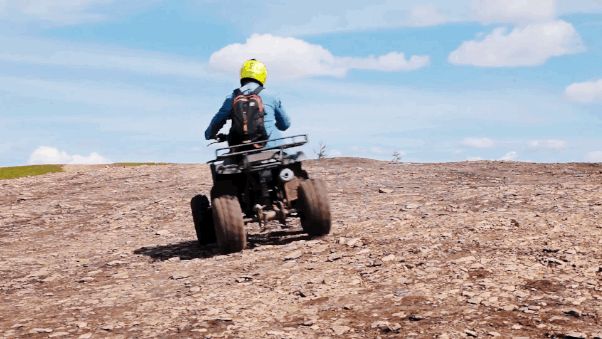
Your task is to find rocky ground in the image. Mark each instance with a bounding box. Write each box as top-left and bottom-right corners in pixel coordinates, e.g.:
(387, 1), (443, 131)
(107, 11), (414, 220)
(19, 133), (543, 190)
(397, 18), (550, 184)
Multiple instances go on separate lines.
(1, 158), (601, 338)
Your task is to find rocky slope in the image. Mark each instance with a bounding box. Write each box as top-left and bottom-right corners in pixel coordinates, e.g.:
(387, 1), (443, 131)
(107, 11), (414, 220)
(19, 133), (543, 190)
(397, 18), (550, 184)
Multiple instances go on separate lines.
(1, 159), (601, 338)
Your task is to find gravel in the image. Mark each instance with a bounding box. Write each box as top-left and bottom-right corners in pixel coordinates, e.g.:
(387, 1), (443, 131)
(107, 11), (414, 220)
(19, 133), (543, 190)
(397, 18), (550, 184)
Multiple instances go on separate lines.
(1, 159), (601, 337)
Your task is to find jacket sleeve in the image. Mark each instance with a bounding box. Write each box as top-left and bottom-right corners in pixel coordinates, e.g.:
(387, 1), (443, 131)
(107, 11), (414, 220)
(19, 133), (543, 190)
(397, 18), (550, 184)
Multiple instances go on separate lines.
(204, 96), (233, 140)
(274, 99), (291, 131)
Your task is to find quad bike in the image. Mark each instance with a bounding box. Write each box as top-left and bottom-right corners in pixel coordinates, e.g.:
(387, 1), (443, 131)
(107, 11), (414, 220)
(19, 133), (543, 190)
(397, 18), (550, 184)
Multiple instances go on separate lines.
(191, 134), (331, 253)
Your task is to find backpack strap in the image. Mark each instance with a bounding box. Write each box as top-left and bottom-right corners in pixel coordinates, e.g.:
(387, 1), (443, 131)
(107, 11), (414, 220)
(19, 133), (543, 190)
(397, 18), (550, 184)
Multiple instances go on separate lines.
(251, 86), (264, 95)
(233, 86), (262, 97)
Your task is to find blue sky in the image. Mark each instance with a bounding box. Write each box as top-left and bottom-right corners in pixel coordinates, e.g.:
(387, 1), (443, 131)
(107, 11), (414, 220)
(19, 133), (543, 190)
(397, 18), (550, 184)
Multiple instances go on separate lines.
(1, 0), (602, 165)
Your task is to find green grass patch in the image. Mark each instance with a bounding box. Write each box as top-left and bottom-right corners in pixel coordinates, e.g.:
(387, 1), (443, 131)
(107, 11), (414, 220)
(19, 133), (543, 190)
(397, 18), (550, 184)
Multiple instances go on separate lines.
(112, 162), (169, 167)
(0, 165), (64, 180)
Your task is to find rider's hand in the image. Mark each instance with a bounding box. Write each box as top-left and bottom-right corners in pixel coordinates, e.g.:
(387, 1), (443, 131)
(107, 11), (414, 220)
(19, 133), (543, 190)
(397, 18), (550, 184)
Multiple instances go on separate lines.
(215, 133), (227, 142)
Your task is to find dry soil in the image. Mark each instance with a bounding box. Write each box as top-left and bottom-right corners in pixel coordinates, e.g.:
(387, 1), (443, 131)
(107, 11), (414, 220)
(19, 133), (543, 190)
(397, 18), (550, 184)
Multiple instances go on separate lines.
(1, 159), (601, 338)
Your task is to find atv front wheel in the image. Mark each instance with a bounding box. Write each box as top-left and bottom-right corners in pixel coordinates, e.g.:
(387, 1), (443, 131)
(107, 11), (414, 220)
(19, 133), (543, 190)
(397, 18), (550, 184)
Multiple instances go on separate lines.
(191, 195), (216, 245)
(298, 179), (331, 236)
(212, 194), (246, 253)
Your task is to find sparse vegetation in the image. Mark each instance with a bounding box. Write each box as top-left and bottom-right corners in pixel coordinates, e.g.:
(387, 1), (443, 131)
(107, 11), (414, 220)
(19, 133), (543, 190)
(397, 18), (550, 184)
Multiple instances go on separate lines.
(314, 142), (327, 160)
(391, 151), (402, 163)
(0, 165), (64, 180)
(0, 163), (169, 180)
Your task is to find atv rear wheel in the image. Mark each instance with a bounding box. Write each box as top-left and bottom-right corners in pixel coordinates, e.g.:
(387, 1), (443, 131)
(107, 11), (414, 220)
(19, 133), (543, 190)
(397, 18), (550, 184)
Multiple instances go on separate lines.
(191, 195), (216, 245)
(298, 179), (331, 236)
(212, 194), (246, 253)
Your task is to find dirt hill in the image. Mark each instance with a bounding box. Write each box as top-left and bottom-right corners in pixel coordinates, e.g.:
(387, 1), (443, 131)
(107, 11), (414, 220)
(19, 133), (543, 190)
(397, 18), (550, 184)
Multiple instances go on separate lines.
(1, 159), (601, 338)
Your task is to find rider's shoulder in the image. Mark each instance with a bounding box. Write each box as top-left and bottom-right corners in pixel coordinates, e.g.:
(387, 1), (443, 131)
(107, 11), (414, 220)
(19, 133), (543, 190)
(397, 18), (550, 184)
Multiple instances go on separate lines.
(259, 88), (281, 103)
(223, 92), (235, 101)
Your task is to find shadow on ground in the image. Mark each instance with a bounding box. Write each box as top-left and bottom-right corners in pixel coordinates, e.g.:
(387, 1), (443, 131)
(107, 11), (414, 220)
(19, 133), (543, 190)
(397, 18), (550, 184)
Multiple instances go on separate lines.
(134, 229), (312, 261)
(133, 241), (219, 261)
(248, 229), (312, 247)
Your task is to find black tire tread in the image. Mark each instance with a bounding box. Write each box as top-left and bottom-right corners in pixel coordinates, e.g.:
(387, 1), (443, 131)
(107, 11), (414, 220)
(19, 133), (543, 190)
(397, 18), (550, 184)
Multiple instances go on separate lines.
(191, 195), (216, 245)
(212, 194), (246, 253)
(298, 179), (331, 236)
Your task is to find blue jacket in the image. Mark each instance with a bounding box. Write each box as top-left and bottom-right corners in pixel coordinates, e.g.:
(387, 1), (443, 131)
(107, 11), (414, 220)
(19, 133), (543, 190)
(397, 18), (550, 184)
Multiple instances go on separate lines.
(204, 82), (291, 146)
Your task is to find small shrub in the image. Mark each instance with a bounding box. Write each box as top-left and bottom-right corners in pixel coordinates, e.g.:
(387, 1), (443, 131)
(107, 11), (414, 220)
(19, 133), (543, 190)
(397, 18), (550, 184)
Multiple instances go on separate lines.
(314, 142), (327, 160)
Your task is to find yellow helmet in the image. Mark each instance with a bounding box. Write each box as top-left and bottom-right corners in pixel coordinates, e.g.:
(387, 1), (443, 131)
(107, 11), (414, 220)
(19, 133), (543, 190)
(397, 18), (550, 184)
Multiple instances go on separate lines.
(240, 59), (267, 85)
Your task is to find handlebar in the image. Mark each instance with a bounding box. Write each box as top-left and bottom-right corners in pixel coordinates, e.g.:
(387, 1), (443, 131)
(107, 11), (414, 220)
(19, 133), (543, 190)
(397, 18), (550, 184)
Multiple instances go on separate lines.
(207, 133), (228, 147)
(215, 133), (227, 142)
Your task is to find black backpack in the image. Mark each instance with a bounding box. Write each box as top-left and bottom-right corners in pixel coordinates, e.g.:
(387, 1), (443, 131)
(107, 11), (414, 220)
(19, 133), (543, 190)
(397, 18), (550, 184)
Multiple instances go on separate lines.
(229, 86), (267, 146)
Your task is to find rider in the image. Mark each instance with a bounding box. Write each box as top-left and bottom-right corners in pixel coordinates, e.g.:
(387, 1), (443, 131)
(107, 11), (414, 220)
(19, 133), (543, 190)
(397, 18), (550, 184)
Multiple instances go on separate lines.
(204, 59), (291, 147)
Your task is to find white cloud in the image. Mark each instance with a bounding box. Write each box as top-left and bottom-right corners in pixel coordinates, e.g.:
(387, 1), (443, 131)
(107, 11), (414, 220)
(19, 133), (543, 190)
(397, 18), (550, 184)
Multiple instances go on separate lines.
(208, 34), (429, 80)
(406, 4), (449, 26)
(565, 79), (602, 103)
(0, 36), (215, 112)
(0, 0), (155, 25)
(500, 151), (518, 161)
(338, 53), (430, 72)
(467, 156), (483, 161)
(473, 0), (556, 24)
(343, 3), (451, 29)
(5, 0), (596, 32)
(191, 1), (602, 36)
(462, 137), (494, 148)
(0, 36), (209, 79)
(449, 20), (584, 67)
(585, 151), (602, 162)
(0, 0), (113, 24)
(0, 76), (196, 111)
(256, 3), (458, 36)
(528, 139), (566, 150)
(28, 146), (110, 165)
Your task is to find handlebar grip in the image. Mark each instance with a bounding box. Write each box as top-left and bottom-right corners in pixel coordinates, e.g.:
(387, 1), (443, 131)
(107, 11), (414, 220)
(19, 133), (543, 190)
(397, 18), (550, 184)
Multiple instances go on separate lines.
(216, 133), (227, 142)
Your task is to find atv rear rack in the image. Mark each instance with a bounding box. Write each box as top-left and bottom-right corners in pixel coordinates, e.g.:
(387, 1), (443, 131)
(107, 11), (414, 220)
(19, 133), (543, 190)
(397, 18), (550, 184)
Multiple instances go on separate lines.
(208, 134), (308, 174)
(212, 134), (308, 159)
